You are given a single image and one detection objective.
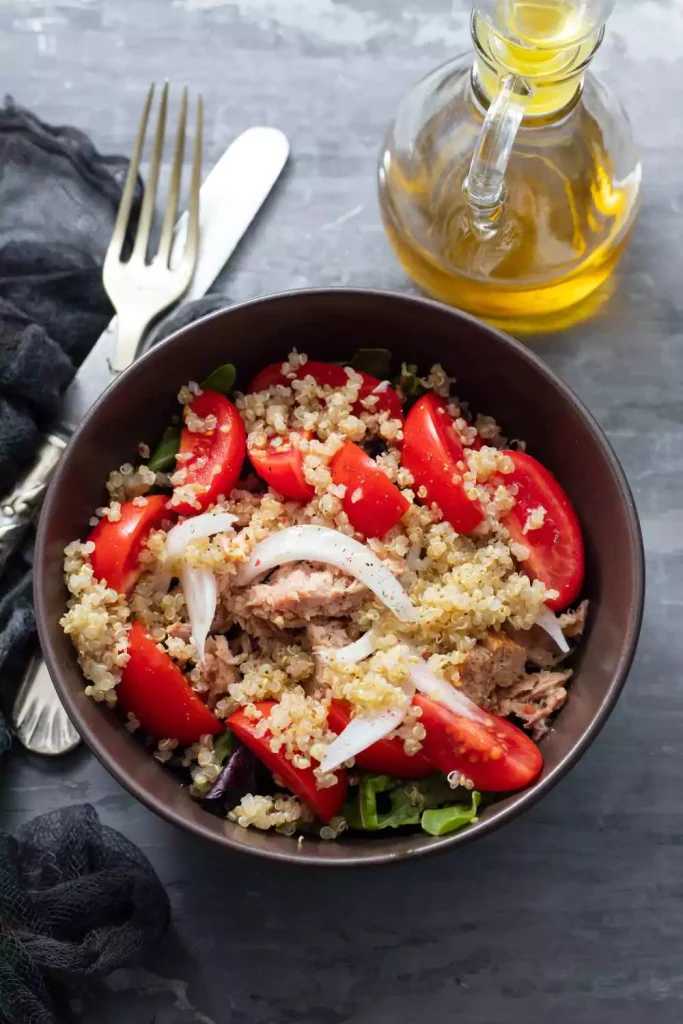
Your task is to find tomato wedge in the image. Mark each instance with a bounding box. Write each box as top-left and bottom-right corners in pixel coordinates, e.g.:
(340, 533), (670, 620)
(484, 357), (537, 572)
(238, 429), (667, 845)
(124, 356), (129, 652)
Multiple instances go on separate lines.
(248, 433), (315, 503)
(330, 441), (409, 539)
(249, 360), (404, 422)
(118, 621), (220, 744)
(414, 693), (542, 792)
(172, 390), (246, 515)
(496, 449), (584, 611)
(250, 359), (343, 394)
(89, 495), (172, 594)
(227, 701), (347, 821)
(402, 394), (484, 533)
(327, 700), (433, 778)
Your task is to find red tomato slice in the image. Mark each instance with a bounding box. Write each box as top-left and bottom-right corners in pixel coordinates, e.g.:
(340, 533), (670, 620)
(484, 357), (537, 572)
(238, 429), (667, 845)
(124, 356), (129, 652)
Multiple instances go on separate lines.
(249, 360), (403, 422)
(331, 441), (409, 538)
(496, 450), (584, 611)
(356, 375), (404, 423)
(414, 693), (543, 792)
(402, 393), (484, 533)
(249, 359), (341, 394)
(227, 701), (347, 822)
(327, 700), (433, 778)
(118, 621), (220, 744)
(248, 433), (315, 503)
(89, 495), (172, 594)
(172, 391), (246, 515)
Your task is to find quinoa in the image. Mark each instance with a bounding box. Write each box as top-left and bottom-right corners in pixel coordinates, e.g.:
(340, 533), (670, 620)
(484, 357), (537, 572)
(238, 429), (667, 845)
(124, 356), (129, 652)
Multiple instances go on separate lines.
(154, 737), (178, 764)
(183, 732), (224, 790)
(229, 793), (314, 832)
(389, 703), (427, 756)
(60, 541), (130, 706)
(106, 462), (156, 502)
(523, 506), (547, 533)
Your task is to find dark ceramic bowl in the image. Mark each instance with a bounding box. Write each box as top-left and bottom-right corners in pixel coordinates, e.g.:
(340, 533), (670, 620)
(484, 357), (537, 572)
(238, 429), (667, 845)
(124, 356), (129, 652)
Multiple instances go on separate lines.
(35, 289), (644, 866)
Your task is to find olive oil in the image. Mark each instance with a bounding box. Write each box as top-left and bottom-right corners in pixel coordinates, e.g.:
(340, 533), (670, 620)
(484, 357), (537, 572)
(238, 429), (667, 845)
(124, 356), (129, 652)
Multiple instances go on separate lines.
(378, 1), (640, 331)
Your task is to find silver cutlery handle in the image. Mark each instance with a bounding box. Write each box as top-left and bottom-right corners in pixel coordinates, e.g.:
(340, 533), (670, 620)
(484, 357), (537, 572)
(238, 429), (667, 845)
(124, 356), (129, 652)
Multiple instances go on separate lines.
(110, 312), (148, 374)
(0, 433), (68, 576)
(12, 650), (80, 755)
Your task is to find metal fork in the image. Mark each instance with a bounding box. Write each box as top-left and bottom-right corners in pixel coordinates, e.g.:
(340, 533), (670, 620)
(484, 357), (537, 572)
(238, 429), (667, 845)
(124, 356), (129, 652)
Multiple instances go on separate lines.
(12, 83), (202, 755)
(105, 81), (202, 371)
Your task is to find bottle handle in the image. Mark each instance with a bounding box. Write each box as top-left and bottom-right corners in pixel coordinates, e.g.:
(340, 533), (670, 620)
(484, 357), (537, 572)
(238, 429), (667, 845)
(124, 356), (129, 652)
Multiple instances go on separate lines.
(463, 74), (532, 235)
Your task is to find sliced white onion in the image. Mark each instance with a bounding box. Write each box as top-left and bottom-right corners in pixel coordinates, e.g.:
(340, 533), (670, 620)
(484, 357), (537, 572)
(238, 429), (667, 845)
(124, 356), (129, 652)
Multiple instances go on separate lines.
(180, 565), (216, 661)
(408, 653), (487, 723)
(535, 605), (570, 654)
(163, 511), (238, 660)
(165, 511), (238, 561)
(236, 525), (417, 622)
(318, 630), (378, 665)
(318, 664), (415, 773)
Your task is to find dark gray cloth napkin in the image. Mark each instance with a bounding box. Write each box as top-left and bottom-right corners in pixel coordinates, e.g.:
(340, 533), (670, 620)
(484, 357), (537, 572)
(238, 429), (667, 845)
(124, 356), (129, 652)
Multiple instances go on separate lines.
(0, 804), (170, 1024)
(0, 96), (142, 751)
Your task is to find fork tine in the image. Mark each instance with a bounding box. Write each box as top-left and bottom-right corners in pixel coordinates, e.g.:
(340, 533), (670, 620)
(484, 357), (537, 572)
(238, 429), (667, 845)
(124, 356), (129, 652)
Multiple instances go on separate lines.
(104, 82), (154, 266)
(131, 80), (169, 263)
(156, 86), (188, 265)
(181, 94), (203, 270)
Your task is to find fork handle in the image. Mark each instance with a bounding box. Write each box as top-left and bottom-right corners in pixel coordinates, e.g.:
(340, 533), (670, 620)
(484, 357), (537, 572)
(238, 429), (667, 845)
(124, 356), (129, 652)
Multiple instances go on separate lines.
(110, 312), (149, 373)
(0, 433), (68, 577)
(12, 648), (81, 754)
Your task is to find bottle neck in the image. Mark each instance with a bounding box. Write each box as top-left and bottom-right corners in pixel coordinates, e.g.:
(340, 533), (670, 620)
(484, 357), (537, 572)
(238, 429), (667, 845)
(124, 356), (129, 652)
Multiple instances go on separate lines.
(472, 13), (602, 118)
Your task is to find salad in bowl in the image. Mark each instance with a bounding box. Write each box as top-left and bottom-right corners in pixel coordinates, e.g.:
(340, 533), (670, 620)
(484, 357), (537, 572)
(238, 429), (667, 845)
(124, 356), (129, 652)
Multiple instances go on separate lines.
(61, 348), (587, 843)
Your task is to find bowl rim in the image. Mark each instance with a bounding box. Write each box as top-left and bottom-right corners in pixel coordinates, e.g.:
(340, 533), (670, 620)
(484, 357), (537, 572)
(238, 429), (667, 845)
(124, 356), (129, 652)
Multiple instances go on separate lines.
(35, 286), (645, 867)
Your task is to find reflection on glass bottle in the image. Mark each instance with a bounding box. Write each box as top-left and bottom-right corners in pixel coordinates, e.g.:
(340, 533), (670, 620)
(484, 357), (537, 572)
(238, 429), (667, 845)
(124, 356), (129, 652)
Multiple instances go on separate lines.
(378, 0), (641, 332)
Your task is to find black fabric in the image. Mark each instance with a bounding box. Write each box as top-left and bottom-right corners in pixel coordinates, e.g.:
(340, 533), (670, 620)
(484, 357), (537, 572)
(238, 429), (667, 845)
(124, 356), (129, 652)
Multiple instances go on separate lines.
(0, 96), (140, 490)
(0, 95), (145, 738)
(0, 804), (171, 1024)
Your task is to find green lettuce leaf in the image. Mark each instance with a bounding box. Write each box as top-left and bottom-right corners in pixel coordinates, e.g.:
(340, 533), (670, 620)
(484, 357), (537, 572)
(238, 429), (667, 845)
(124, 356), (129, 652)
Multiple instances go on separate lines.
(202, 362), (237, 396)
(345, 774), (481, 837)
(421, 791), (481, 836)
(147, 424), (181, 474)
(344, 775), (422, 830)
(213, 730), (234, 766)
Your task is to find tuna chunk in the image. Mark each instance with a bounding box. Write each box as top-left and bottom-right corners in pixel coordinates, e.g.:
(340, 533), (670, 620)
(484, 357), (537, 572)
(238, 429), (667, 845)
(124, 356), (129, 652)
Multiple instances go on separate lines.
(481, 632), (527, 685)
(202, 634), (240, 701)
(306, 620), (353, 696)
(507, 600), (589, 669)
(306, 621), (353, 651)
(235, 562), (368, 628)
(491, 669), (572, 739)
(505, 623), (560, 670)
(559, 600), (588, 639)
(458, 632), (527, 706)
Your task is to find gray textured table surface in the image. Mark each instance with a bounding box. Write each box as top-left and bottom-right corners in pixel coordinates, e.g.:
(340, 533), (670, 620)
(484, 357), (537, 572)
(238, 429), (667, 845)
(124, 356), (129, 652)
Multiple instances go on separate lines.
(2, 0), (682, 1021)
